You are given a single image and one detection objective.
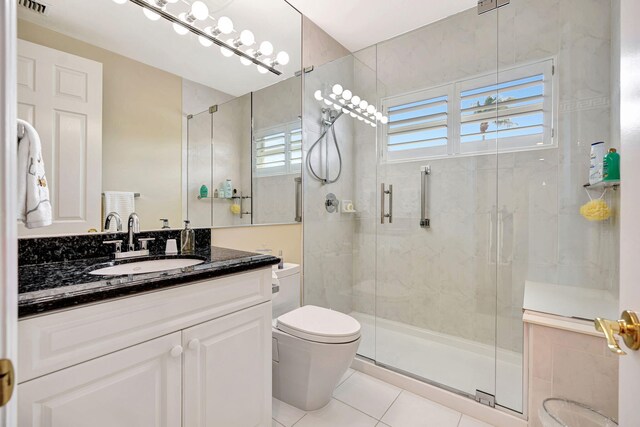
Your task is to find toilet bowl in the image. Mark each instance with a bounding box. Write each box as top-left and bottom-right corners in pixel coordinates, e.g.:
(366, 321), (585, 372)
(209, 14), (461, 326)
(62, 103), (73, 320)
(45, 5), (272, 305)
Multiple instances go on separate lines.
(271, 264), (361, 411)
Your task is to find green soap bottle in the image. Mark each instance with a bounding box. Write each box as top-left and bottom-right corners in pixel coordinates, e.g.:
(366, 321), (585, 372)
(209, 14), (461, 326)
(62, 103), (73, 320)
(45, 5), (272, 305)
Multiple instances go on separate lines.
(603, 148), (620, 181)
(199, 184), (208, 198)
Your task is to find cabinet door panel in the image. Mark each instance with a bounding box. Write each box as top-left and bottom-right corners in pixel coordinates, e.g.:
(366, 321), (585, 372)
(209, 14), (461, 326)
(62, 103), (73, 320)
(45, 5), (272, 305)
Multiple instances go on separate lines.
(18, 333), (181, 427)
(183, 302), (272, 427)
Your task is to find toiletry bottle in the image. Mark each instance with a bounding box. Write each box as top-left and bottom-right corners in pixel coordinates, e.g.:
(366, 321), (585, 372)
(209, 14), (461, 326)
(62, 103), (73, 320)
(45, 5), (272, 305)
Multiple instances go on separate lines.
(278, 250), (284, 269)
(218, 183), (226, 198)
(603, 148), (620, 181)
(199, 184), (208, 198)
(589, 142), (605, 185)
(224, 179), (233, 198)
(181, 220), (195, 254)
(213, 189), (219, 198)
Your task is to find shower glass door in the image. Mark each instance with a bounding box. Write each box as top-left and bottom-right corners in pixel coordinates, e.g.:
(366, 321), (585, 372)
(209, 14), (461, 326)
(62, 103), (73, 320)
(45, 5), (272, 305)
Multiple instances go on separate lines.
(373, 6), (500, 403)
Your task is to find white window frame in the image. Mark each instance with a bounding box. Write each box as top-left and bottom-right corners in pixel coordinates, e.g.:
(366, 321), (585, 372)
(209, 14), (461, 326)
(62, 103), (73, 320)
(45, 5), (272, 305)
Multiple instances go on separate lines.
(380, 58), (557, 163)
(253, 121), (302, 177)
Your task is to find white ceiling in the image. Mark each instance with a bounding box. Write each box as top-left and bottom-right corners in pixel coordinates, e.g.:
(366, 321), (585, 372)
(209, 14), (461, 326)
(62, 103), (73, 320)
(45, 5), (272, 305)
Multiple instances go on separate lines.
(288, 0), (478, 52)
(18, 0), (302, 96)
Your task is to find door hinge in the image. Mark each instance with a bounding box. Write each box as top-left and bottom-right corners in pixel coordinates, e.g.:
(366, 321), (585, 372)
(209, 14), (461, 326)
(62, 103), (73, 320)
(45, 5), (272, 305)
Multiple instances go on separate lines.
(475, 390), (495, 407)
(478, 0), (509, 14)
(209, 105), (218, 114)
(0, 359), (15, 407)
(552, 65), (555, 75)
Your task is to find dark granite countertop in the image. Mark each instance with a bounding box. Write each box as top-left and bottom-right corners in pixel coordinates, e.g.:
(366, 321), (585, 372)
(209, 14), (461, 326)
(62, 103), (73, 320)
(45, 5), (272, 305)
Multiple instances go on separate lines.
(18, 246), (279, 318)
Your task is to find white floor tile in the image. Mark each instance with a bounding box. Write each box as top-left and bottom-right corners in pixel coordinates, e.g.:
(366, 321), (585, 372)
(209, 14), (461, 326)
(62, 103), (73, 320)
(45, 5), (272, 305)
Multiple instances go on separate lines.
(376, 423), (392, 427)
(273, 420), (286, 427)
(338, 368), (356, 386)
(272, 397), (306, 427)
(381, 391), (461, 427)
(294, 399), (378, 427)
(458, 415), (495, 427)
(333, 372), (402, 419)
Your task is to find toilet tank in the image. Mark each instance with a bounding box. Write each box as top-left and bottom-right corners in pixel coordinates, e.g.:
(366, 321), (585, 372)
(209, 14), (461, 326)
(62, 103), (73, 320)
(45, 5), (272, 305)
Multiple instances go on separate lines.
(272, 263), (301, 319)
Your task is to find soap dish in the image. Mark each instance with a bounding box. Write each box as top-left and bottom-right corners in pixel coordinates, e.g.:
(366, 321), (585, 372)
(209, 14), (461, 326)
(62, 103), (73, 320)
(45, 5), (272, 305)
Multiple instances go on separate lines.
(342, 199), (357, 213)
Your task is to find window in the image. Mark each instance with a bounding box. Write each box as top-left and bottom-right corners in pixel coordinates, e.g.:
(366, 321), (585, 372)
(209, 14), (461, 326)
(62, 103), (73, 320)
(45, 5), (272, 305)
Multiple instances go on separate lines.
(382, 59), (555, 162)
(254, 122), (302, 176)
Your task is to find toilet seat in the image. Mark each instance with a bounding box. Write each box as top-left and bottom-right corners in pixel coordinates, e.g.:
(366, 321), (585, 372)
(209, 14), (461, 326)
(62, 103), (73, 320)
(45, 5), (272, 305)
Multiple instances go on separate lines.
(276, 305), (361, 344)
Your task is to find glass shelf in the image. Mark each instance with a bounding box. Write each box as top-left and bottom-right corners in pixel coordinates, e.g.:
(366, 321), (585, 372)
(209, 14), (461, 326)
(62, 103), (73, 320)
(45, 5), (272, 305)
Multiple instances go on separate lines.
(583, 180), (620, 189)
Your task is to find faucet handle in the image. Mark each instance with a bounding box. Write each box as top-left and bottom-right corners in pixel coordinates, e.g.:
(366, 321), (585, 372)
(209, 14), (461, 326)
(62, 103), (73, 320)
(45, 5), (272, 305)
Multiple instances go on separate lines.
(138, 237), (155, 250)
(103, 240), (123, 253)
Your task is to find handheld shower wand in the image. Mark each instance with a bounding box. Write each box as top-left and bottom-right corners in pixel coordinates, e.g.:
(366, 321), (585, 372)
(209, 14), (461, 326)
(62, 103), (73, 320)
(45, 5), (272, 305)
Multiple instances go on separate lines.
(306, 108), (344, 184)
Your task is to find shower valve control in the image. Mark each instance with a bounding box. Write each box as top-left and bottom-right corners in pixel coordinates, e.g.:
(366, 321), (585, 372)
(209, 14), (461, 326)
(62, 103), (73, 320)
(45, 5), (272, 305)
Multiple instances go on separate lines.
(325, 193), (339, 213)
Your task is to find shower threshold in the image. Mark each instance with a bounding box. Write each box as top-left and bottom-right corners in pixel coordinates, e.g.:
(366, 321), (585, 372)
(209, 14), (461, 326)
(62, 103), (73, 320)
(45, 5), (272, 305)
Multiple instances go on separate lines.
(350, 312), (523, 412)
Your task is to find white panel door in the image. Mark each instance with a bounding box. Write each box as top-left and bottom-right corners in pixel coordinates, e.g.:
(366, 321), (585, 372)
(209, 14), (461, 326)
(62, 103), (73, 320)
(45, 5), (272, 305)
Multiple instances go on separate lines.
(16, 39), (102, 235)
(183, 302), (272, 427)
(619, 1), (640, 425)
(18, 332), (182, 427)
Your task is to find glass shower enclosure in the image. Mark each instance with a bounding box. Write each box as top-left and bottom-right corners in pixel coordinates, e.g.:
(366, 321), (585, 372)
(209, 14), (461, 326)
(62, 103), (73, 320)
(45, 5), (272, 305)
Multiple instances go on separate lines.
(303, 0), (619, 416)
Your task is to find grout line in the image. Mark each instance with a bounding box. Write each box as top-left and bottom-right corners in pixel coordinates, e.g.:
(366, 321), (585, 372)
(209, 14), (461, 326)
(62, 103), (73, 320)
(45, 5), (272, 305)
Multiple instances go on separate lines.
(378, 389), (403, 423)
(332, 396), (385, 421)
(456, 412), (463, 426)
(291, 413), (307, 426)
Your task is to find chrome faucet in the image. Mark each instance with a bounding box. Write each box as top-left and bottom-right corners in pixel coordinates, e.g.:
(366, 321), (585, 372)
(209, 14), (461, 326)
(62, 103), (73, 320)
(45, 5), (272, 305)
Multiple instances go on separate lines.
(104, 212), (122, 232)
(127, 213), (140, 251)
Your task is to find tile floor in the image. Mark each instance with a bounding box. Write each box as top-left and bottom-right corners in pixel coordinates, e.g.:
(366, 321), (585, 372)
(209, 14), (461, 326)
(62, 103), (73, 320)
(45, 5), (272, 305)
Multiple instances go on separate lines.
(272, 369), (495, 427)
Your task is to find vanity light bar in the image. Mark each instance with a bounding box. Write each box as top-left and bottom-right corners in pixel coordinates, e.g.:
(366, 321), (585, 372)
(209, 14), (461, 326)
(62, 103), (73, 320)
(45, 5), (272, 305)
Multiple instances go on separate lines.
(120, 0), (284, 76)
(313, 84), (388, 127)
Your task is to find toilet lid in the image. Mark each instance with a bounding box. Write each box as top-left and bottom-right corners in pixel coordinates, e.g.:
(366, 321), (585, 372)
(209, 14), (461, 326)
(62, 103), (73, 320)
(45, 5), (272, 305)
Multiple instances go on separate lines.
(276, 305), (361, 344)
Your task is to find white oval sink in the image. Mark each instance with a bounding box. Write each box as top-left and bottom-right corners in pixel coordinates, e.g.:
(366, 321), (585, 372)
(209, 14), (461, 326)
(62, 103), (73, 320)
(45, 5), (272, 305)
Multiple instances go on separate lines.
(90, 258), (204, 276)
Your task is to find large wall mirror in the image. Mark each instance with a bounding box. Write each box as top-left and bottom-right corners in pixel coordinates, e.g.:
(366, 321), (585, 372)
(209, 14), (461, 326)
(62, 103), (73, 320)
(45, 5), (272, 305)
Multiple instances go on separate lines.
(16, 0), (301, 236)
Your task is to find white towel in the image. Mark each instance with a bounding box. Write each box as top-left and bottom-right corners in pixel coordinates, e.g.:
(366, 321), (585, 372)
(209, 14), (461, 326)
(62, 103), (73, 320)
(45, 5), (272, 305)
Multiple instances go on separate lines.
(17, 119), (52, 229)
(102, 191), (135, 231)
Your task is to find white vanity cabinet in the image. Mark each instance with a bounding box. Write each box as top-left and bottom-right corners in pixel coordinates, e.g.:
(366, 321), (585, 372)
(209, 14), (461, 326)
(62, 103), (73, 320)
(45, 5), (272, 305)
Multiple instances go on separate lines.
(17, 268), (273, 427)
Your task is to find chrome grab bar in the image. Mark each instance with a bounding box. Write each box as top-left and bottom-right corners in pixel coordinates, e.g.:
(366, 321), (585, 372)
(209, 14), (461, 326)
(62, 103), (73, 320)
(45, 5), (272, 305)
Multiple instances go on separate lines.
(381, 183), (393, 224)
(420, 165), (431, 228)
(295, 177), (302, 222)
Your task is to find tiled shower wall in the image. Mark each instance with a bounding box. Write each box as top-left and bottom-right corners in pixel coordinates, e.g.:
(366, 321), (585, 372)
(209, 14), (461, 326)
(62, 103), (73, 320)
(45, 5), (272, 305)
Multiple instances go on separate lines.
(345, 0), (619, 355)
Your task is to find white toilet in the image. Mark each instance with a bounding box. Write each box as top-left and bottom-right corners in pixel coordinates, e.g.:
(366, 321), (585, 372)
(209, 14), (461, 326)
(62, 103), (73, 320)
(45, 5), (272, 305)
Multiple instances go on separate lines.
(271, 263), (361, 411)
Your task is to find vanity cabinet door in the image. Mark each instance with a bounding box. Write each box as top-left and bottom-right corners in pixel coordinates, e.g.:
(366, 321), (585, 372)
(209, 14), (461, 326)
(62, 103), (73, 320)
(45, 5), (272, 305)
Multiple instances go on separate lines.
(183, 301), (272, 427)
(18, 332), (182, 427)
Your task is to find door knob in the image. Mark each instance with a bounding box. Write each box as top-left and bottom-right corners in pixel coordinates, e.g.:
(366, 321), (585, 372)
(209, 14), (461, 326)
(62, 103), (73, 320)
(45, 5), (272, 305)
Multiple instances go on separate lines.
(0, 359), (15, 407)
(188, 339), (200, 350)
(170, 345), (183, 358)
(594, 310), (640, 355)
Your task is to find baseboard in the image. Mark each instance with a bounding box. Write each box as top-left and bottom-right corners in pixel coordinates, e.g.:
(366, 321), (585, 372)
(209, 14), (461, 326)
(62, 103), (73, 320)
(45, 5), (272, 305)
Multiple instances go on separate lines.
(351, 357), (528, 427)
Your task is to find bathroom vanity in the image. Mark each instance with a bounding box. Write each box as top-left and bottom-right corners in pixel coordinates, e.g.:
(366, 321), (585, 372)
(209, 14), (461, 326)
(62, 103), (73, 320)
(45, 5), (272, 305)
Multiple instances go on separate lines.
(17, 242), (278, 427)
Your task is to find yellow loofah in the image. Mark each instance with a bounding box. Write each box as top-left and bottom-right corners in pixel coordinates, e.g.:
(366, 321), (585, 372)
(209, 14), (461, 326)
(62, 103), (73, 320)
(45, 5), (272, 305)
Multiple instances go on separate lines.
(580, 199), (611, 221)
(230, 203), (241, 215)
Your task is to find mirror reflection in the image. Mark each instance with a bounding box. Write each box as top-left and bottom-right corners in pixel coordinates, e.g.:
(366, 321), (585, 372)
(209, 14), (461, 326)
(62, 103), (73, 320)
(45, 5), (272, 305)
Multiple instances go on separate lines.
(16, 0), (301, 236)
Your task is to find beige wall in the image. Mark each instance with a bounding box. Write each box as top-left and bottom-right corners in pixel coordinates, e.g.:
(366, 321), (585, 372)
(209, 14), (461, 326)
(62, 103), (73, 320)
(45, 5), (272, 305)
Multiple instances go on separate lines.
(212, 224), (301, 265)
(18, 20), (183, 230)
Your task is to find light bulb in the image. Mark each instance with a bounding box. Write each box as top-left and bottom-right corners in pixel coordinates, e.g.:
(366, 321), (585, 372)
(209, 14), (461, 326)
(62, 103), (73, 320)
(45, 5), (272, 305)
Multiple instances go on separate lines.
(217, 16), (233, 34)
(257, 65), (268, 74)
(113, 0), (127, 4)
(370, 122), (377, 127)
(332, 84), (343, 96)
(143, 7), (161, 20)
(359, 100), (368, 110)
(375, 112), (383, 120)
(314, 90), (323, 101)
(342, 89), (352, 101)
(240, 30), (255, 46)
(221, 39), (235, 57)
(357, 116), (364, 121)
(166, 0), (178, 3)
(199, 27), (213, 47)
(381, 116), (389, 124)
(276, 51), (290, 65)
(367, 105), (376, 114)
(339, 99), (346, 104)
(342, 108), (349, 114)
(190, 1), (209, 20)
(324, 99), (332, 106)
(364, 119), (371, 125)
(259, 41), (274, 56)
(350, 112), (357, 118)
(329, 93), (337, 100)
(173, 14), (189, 35)
(333, 103), (341, 109)
(351, 95), (361, 106)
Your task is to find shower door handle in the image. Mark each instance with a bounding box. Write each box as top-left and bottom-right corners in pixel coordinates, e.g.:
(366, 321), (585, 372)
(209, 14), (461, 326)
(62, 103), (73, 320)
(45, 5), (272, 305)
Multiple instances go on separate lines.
(294, 177), (302, 222)
(420, 166), (430, 228)
(381, 183), (393, 224)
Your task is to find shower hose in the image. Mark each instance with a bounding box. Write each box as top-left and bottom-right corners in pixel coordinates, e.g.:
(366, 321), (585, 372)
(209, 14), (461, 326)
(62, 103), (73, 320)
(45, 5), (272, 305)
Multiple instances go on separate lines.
(306, 111), (344, 184)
